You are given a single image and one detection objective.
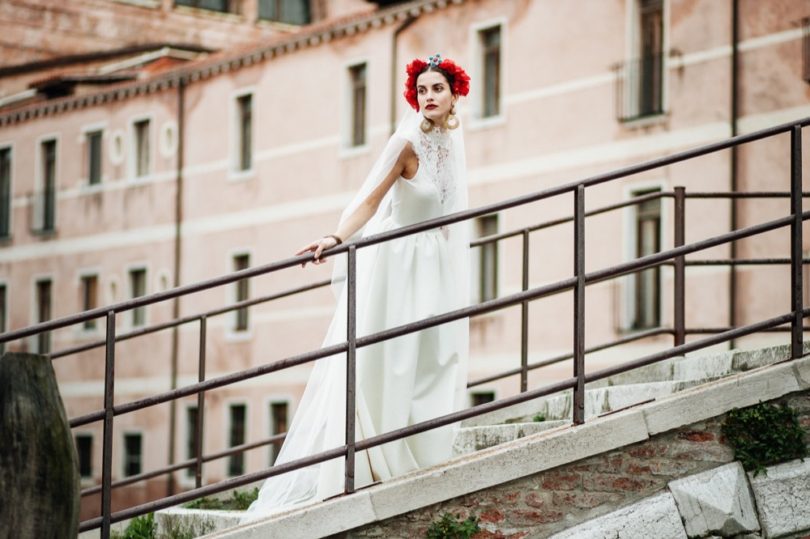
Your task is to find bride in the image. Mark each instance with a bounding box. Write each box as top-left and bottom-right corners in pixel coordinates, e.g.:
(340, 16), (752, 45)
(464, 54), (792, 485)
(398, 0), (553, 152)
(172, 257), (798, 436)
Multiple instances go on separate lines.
(244, 54), (471, 519)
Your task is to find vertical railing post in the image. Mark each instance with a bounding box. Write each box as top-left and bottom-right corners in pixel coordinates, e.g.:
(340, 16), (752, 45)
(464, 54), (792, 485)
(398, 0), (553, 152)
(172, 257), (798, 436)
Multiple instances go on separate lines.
(520, 229), (530, 393)
(573, 186), (586, 425)
(674, 187), (686, 347)
(790, 126), (803, 359)
(101, 311), (116, 539)
(345, 246), (357, 494)
(195, 315), (207, 489)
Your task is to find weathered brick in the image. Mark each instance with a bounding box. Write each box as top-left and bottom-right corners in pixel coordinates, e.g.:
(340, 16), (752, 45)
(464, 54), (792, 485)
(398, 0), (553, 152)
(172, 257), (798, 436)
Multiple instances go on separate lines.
(678, 430), (715, 442)
(540, 472), (581, 490)
(552, 491), (621, 510)
(508, 509), (565, 526)
(473, 531), (529, 539)
(479, 509), (505, 524)
(582, 473), (656, 493)
(524, 491), (552, 509)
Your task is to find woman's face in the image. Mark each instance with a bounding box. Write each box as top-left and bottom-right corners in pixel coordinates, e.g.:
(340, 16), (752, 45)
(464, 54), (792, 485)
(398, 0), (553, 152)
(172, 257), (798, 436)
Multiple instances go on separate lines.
(416, 70), (456, 123)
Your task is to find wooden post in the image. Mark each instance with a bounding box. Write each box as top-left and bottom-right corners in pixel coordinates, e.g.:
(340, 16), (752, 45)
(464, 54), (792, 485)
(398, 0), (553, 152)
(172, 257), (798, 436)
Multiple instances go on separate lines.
(0, 352), (79, 538)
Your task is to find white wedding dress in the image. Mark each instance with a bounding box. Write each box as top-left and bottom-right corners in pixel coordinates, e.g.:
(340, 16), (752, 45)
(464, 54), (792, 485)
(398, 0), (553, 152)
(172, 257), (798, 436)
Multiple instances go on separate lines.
(244, 112), (470, 520)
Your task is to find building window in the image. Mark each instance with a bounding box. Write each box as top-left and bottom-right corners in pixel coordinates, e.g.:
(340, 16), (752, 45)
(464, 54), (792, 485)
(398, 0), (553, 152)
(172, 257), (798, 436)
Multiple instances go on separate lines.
(228, 404), (246, 476)
(175, 0), (239, 14)
(38, 139), (57, 232)
(233, 254), (250, 331)
(638, 0), (664, 117)
(632, 191), (661, 329)
(75, 434), (93, 478)
(35, 278), (52, 354)
(471, 391), (495, 407)
(479, 26), (502, 118)
(472, 215), (499, 304)
(0, 284), (6, 355)
(0, 147), (10, 238)
(81, 275), (99, 331)
(236, 95), (252, 172)
(348, 63), (367, 147)
(129, 268), (147, 327)
(133, 119), (150, 178)
(802, 17), (810, 83)
(269, 401), (288, 465)
(618, 0), (665, 121)
(86, 130), (103, 185)
(186, 406), (199, 478)
(123, 433), (142, 477)
(259, 0), (310, 25)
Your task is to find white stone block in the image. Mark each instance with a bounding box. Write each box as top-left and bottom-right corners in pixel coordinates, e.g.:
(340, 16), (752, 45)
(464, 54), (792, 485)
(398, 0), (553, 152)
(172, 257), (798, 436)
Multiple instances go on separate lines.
(669, 462), (760, 537)
(547, 492), (687, 539)
(749, 458), (810, 538)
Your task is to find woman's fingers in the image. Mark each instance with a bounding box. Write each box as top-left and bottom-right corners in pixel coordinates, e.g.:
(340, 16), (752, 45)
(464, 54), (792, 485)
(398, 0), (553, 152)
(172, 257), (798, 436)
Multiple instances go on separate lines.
(297, 238), (338, 268)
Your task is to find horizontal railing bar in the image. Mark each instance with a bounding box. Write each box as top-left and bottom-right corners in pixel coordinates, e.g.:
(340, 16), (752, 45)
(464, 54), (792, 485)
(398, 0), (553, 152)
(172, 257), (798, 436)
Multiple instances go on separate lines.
(470, 191), (671, 247)
(685, 326), (810, 334)
(51, 280), (331, 360)
(584, 312), (797, 384)
(685, 258), (810, 266)
(12, 117), (810, 344)
(79, 444), (350, 531)
(69, 342), (348, 428)
(467, 327), (671, 387)
(685, 191), (810, 198)
(586, 213), (806, 285)
(80, 433), (288, 496)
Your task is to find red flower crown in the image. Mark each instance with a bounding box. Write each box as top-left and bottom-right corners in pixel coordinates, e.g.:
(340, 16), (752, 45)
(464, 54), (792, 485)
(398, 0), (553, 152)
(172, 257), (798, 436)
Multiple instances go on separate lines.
(403, 55), (470, 111)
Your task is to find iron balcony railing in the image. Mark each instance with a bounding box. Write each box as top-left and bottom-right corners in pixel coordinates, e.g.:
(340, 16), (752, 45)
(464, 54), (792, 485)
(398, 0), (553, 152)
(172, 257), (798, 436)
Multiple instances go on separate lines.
(1, 116), (809, 538)
(614, 52), (666, 122)
(802, 17), (810, 83)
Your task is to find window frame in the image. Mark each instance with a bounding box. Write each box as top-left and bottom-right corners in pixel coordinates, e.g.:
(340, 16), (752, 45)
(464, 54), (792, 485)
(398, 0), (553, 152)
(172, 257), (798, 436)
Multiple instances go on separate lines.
(75, 432), (94, 480)
(79, 270), (101, 333)
(226, 401), (248, 477)
(0, 281), (7, 356)
(620, 0), (670, 125)
(341, 59), (370, 156)
(129, 115), (153, 181)
(32, 275), (53, 354)
(469, 19), (507, 128)
(232, 252), (251, 333)
(185, 404), (200, 479)
(127, 265), (148, 328)
(0, 143), (12, 240)
(621, 181), (666, 332)
(267, 400), (289, 466)
(34, 134), (59, 234)
(121, 430), (144, 478)
(257, 0), (311, 25)
(471, 214), (500, 305)
(86, 129), (104, 186)
(229, 88), (257, 181)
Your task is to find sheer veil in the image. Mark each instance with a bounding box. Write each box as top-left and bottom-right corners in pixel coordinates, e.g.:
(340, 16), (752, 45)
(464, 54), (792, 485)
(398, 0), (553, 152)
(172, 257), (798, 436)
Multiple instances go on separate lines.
(243, 108), (470, 520)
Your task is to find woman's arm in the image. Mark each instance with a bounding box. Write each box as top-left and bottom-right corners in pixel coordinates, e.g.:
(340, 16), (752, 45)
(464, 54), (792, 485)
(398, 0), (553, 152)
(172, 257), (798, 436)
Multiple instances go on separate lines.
(296, 144), (416, 266)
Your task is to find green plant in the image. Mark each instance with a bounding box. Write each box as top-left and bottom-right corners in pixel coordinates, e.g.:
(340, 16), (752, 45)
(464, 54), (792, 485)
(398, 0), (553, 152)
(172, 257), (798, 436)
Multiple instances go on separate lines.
(110, 513), (156, 539)
(425, 512), (480, 539)
(722, 402), (807, 476)
(532, 413), (546, 422)
(184, 487), (259, 511)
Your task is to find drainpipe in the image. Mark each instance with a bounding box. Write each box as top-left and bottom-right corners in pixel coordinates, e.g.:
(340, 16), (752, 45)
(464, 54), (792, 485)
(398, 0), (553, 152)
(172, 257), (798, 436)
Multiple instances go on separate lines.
(729, 0), (739, 348)
(390, 15), (418, 134)
(167, 76), (186, 496)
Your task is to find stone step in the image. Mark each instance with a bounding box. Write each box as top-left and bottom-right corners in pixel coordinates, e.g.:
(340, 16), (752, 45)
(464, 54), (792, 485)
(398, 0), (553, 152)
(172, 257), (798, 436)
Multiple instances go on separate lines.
(463, 342), (799, 427)
(451, 420), (568, 456)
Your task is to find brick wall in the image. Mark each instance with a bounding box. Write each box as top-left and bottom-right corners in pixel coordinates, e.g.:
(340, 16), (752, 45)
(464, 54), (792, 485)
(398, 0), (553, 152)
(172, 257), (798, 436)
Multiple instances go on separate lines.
(340, 390), (810, 539)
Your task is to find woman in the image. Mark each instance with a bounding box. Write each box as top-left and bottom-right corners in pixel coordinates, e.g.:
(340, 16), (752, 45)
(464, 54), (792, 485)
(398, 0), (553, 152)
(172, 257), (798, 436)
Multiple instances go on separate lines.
(244, 54), (471, 519)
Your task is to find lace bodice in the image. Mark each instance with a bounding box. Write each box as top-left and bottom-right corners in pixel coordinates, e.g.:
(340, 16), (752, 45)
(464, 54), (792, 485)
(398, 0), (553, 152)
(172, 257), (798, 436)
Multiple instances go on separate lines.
(412, 127), (456, 211)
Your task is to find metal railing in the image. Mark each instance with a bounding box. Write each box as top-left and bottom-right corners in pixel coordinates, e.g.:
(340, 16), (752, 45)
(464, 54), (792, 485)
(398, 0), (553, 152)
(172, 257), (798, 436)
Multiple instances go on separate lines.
(1, 116), (808, 537)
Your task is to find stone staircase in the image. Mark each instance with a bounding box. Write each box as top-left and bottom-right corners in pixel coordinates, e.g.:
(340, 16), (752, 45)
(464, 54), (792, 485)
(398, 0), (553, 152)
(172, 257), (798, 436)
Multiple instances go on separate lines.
(452, 343), (790, 455)
(155, 342), (804, 538)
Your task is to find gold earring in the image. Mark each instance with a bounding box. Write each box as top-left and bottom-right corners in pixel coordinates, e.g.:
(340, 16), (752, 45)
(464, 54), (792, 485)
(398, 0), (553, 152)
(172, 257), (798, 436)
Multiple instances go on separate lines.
(420, 118), (434, 132)
(445, 108), (459, 130)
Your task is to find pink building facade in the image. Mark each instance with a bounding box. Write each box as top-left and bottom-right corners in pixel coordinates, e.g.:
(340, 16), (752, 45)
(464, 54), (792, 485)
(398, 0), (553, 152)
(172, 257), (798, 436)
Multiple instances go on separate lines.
(1, 0), (809, 520)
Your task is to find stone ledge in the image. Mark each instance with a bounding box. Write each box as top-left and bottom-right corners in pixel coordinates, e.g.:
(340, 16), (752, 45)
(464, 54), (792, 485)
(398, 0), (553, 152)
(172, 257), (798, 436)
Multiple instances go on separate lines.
(749, 458), (810, 538)
(204, 354), (810, 539)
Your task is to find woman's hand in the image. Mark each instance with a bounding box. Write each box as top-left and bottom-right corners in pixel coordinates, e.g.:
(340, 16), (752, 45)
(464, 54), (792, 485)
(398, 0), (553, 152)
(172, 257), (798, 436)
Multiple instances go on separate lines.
(295, 236), (340, 267)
